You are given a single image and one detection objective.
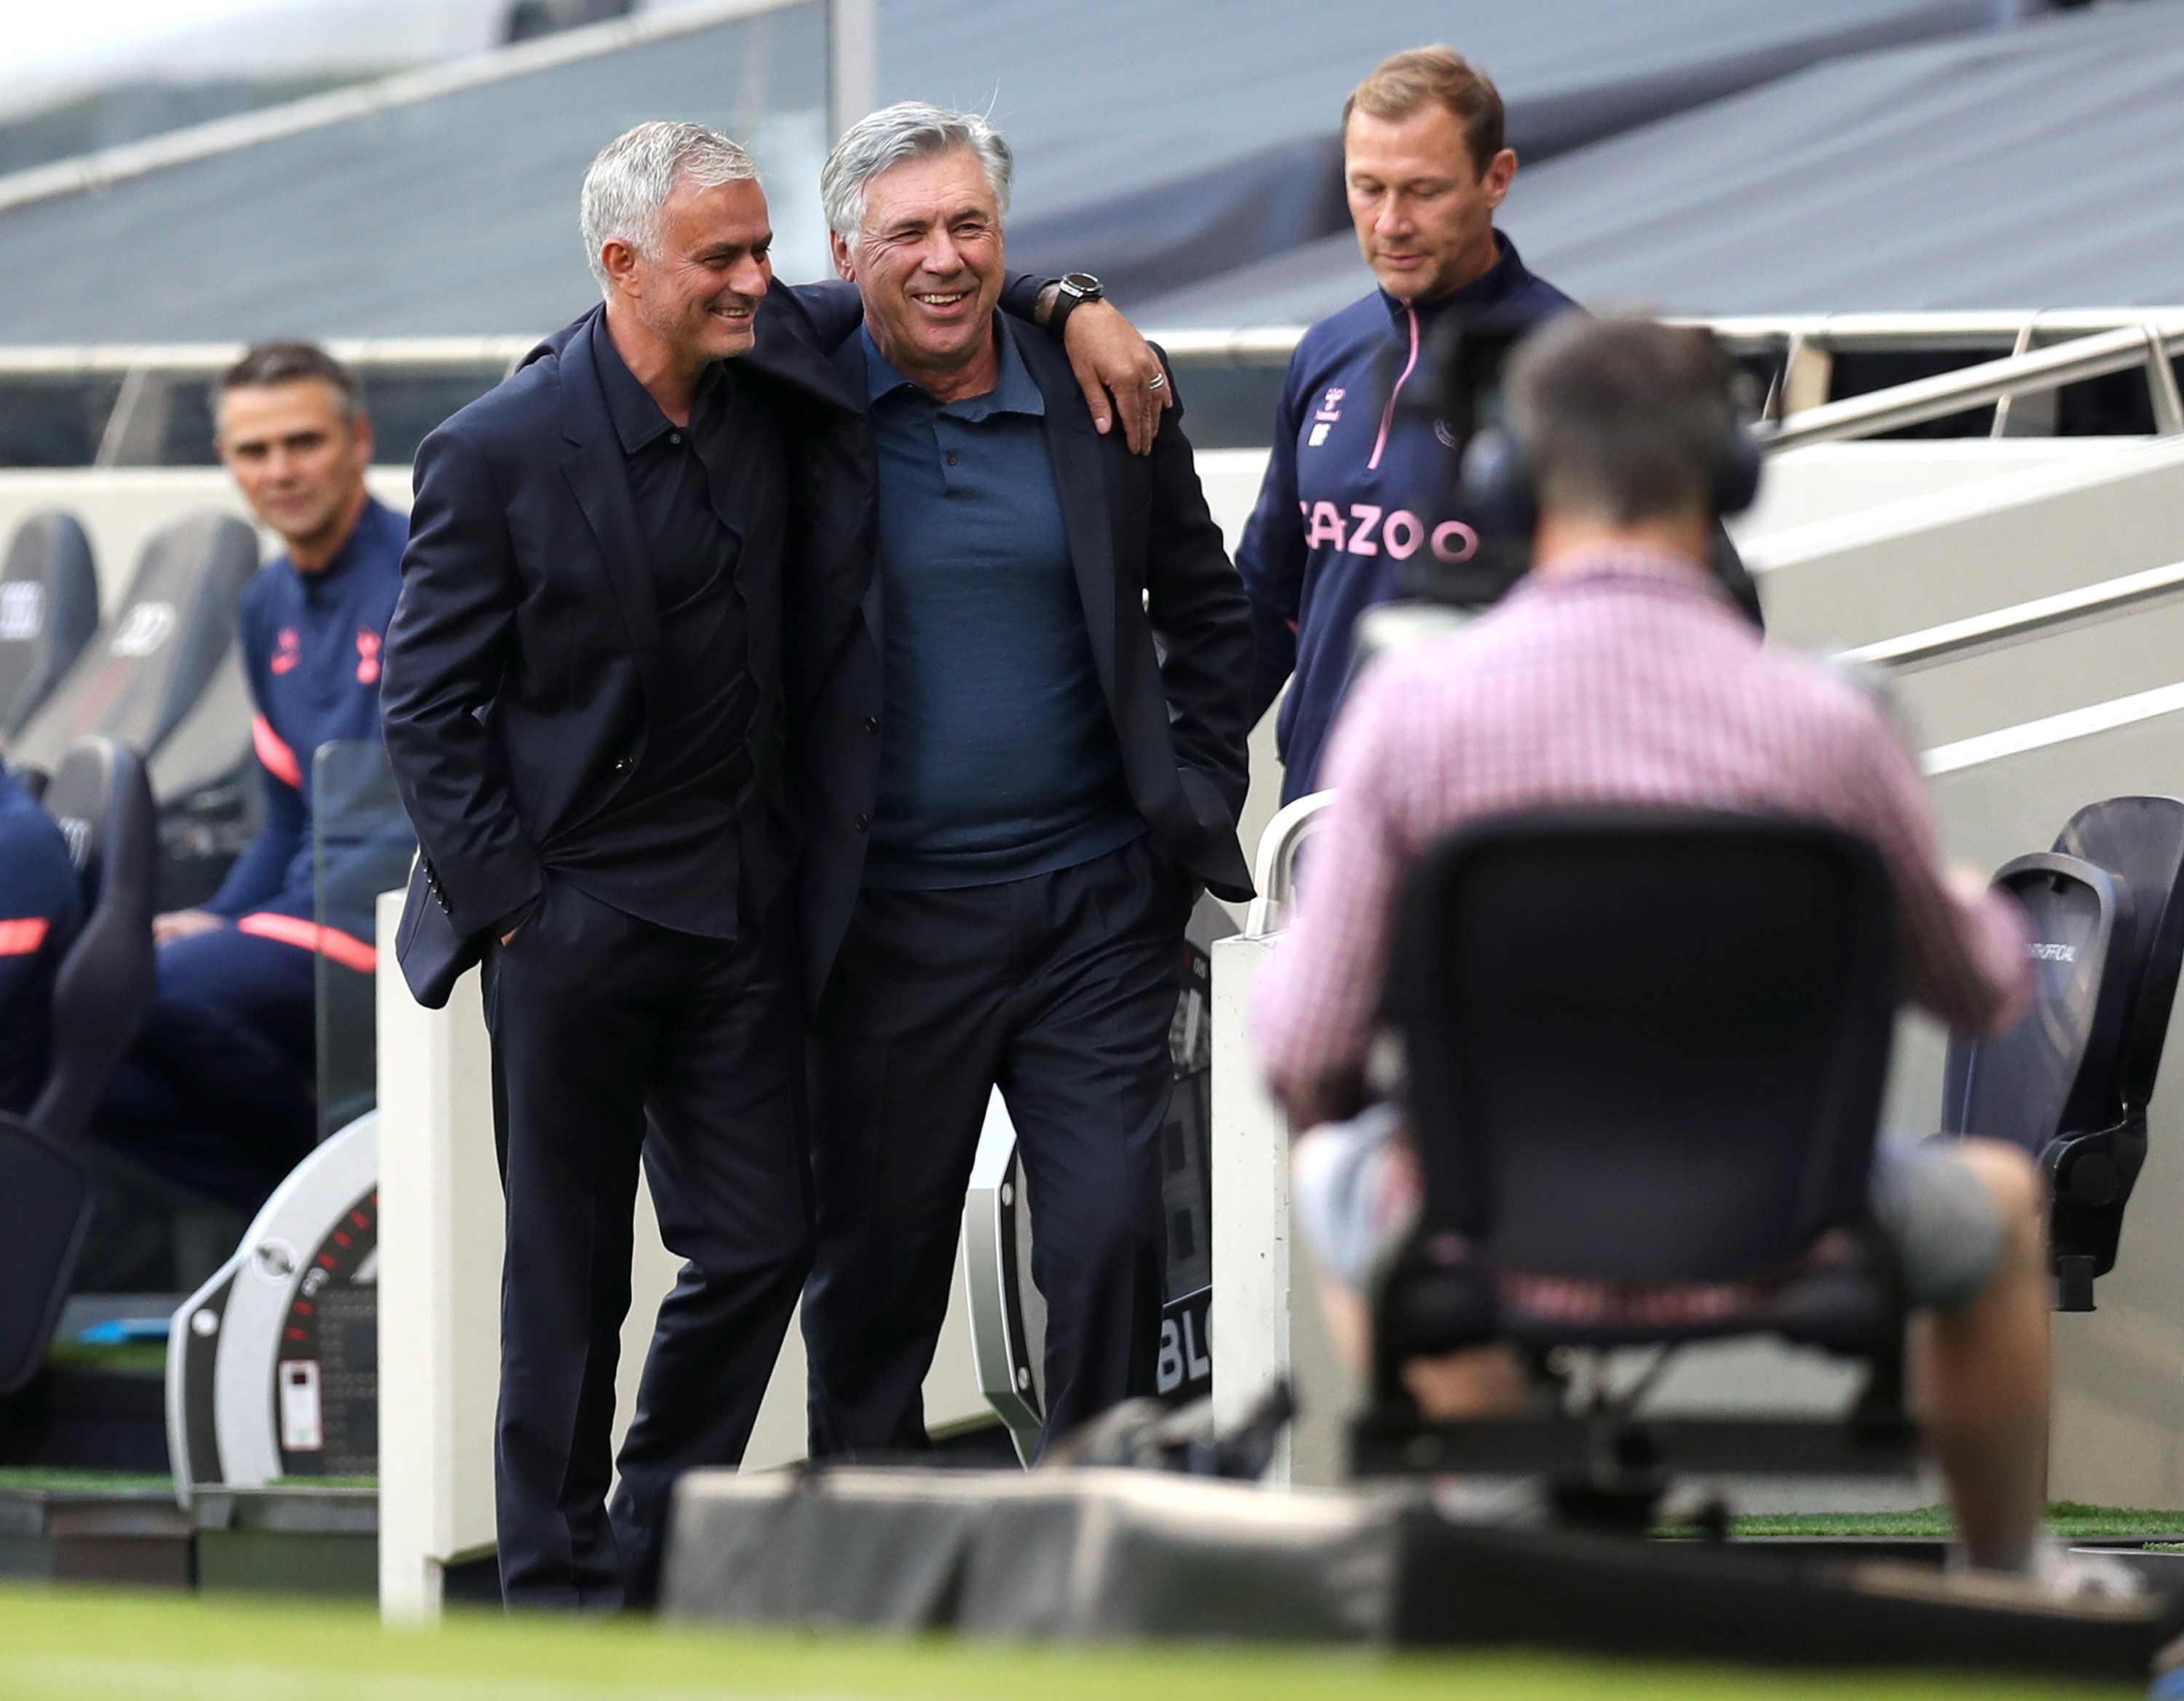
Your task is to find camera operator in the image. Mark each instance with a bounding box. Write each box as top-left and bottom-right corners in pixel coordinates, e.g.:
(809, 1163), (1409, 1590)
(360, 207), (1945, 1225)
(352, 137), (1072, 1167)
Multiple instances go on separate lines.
(1254, 315), (2133, 1601)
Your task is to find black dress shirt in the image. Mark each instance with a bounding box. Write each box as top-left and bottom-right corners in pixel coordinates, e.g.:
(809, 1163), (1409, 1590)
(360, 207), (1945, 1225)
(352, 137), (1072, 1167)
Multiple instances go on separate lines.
(553, 314), (787, 940)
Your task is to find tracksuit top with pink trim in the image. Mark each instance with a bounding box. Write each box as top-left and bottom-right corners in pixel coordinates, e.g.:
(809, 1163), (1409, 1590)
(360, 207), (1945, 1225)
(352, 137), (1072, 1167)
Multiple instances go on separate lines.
(1237, 233), (1574, 802)
(205, 496), (406, 943)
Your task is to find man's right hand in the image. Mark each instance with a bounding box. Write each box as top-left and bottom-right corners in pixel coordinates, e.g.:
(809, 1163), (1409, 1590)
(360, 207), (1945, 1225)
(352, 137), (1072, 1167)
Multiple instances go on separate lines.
(153, 908), (226, 946)
(498, 890), (545, 947)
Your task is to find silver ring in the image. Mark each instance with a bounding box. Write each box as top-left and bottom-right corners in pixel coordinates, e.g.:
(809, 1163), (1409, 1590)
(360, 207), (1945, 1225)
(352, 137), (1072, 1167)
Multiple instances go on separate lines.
(1147, 373), (1168, 390)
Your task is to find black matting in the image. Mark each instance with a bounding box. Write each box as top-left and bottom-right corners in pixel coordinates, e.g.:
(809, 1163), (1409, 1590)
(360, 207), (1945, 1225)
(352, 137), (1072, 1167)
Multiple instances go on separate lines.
(663, 1467), (2184, 1681)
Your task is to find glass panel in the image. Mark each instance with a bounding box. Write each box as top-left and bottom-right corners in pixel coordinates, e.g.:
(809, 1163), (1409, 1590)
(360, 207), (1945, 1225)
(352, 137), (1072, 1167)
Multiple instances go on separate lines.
(154, 378), (221, 466)
(0, 373), (125, 467)
(311, 740), (415, 1143)
(101, 374), (221, 468)
(360, 365), (510, 464)
(1158, 356), (1289, 451)
(1829, 347), (2007, 440)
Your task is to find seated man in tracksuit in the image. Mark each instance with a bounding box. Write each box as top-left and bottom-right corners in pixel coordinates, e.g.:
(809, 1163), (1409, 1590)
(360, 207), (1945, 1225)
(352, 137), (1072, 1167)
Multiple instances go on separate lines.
(1239, 47), (1762, 804)
(0, 764), (84, 1117)
(97, 344), (405, 1213)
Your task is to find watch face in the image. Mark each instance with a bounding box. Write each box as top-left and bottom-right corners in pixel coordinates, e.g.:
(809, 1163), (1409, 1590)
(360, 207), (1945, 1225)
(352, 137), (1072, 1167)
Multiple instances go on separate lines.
(1061, 271), (1104, 300)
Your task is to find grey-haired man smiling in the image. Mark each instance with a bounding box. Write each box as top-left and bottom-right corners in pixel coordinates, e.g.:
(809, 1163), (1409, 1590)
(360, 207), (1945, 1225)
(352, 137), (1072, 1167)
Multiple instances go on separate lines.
(799, 103), (1254, 1461)
(384, 117), (1179, 1611)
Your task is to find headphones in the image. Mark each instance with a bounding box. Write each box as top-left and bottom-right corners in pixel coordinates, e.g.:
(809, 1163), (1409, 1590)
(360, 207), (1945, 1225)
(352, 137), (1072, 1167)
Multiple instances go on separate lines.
(1455, 403), (1763, 539)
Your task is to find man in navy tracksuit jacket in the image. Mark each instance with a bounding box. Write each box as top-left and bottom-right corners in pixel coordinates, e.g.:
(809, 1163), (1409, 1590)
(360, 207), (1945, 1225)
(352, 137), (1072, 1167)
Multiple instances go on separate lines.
(1239, 48), (1760, 801)
(98, 345), (405, 1213)
(0, 765), (83, 1117)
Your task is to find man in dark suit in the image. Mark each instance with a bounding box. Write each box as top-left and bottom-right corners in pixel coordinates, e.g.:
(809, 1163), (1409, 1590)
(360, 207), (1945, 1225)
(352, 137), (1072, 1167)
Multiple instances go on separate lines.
(801, 104), (1254, 1459)
(379, 119), (1171, 1610)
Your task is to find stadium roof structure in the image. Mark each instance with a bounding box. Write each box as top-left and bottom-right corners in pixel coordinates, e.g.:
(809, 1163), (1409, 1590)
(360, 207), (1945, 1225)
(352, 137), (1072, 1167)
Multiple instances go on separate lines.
(1140, 0), (2184, 327)
(0, 0), (2024, 341)
(915, 0), (2017, 302)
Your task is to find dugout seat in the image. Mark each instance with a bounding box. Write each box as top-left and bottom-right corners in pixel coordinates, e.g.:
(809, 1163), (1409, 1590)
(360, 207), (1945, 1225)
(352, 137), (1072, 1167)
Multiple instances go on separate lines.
(0, 735), (159, 1395)
(0, 512), (100, 742)
(1351, 811), (1915, 1526)
(8, 511), (259, 909)
(1941, 796), (2184, 1310)
(8, 512), (256, 779)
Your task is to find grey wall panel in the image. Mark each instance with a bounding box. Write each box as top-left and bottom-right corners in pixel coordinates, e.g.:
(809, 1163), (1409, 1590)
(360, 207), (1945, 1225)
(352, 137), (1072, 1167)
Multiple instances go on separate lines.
(1143, 1), (2184, 326)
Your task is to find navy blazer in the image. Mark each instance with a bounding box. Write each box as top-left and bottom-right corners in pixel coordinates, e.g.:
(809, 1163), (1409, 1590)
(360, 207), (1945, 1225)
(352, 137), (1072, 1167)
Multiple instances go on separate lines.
(804, 325), (1255, 1008)
(383, 279), (1052, 1009)
(382, 284), (869, 1005)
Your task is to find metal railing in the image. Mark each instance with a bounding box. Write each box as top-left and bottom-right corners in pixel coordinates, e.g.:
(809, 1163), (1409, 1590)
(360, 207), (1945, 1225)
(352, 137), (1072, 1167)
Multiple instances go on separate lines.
(1243, 792), (1336, 938)
(0, 341), (537, 471)
(7, 311), (2184, 469)
(1755, 323), (2184, 451)
(1841, 559), (2184, 674)
(1247, 555), (2184, 935)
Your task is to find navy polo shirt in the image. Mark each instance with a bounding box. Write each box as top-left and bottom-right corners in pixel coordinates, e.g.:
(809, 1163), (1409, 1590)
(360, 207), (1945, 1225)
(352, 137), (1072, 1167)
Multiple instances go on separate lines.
(857, 317), (1140, 889)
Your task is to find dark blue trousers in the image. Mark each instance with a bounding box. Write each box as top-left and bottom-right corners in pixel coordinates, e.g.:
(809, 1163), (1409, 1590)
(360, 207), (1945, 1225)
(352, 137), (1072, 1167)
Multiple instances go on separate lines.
(96, 926), (318, 1213)
(803, 836), (1191, 1458)
(481, 878), (810, 1611)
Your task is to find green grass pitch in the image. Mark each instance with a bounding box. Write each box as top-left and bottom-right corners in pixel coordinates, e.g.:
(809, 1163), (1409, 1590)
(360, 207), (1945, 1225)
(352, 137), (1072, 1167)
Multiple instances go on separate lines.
(1725, 1502), (2184, 1539)
(0, 1586), (2148, 1701)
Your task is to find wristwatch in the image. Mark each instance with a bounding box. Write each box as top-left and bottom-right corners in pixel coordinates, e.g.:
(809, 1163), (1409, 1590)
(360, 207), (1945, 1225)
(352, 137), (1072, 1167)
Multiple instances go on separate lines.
(1050, 271), (1105, 333)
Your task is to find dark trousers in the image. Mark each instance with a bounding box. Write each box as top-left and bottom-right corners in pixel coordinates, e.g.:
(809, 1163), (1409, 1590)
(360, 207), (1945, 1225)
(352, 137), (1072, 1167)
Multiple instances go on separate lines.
(95, 926), (318, 1213)
(482, 878), (810, 1610)
(804, 836), (1190, 1458)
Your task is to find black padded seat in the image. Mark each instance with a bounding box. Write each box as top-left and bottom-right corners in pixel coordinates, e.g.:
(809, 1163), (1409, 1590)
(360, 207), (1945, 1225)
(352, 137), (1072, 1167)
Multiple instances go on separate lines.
(1356, 810), (1911, 1497)
(9, 512), (257, 777)
(0, 735), (157, 1395)
(1942, 796), (2184, 1308)
(0, 512), (99, 742)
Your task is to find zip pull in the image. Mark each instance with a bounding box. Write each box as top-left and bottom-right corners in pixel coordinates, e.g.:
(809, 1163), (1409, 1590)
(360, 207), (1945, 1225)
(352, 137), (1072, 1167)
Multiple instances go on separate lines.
(1368, 304), (1422, 472)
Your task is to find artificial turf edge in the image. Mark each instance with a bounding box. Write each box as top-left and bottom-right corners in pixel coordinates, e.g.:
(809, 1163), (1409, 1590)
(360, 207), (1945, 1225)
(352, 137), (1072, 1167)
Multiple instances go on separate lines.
(0, 1585), (2147, 1701)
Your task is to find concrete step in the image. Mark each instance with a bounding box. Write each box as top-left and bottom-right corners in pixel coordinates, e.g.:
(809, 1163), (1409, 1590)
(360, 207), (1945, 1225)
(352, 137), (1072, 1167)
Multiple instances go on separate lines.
(1749, 435), (2184, 651)
(1885, 584), (2184, 748)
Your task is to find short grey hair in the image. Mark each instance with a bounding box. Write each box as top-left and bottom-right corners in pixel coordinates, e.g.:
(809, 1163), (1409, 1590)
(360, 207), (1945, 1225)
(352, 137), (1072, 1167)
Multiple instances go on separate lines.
(579, 120), (758, 292)
(1506, 315), (1738, 525)
(821, 102), (1013, 248)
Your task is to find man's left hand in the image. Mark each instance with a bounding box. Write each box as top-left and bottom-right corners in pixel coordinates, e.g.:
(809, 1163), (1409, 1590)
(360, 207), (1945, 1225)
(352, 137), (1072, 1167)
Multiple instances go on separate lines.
(153, 908), (225, 946)
(1062, 301), (1173, 456)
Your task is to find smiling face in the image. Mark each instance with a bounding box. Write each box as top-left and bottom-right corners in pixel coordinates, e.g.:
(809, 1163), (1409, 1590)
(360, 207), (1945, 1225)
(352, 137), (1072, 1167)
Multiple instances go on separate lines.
(1345, 103), (1516, 302)
(601, 173), (772, 365)
(833, 147), (1005, 394)
(216, 378), (371, 564)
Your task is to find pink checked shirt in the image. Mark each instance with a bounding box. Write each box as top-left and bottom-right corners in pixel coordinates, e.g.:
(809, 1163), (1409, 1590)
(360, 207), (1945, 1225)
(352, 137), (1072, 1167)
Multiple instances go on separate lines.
(1257, 547), (2031, 1103)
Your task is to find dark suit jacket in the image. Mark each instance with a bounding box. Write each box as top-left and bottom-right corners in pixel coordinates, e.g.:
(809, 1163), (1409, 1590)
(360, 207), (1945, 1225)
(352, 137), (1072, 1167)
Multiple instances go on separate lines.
(384, 279), (1054, 1009)
(804, 324), (1255, 1008)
